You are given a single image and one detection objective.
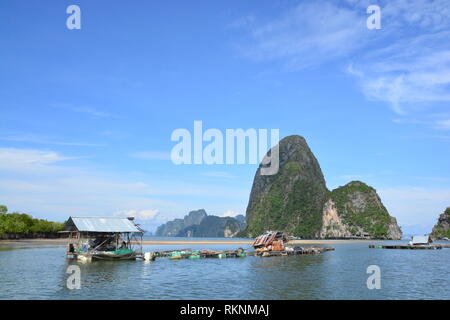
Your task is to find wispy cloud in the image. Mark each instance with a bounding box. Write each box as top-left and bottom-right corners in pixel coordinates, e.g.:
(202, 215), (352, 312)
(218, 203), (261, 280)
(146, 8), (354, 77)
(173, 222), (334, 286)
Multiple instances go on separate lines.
(346, 0), (450, 119)
(234, 0), (450, 128)
(349, 37), (450, 114)
(339, 174), (373, 180)
(0, 133), (105, 147)
(0, 148), (71, 166)
(435, 119), (450, 130)
(201, 171), (237, 179)
(50, 103), (114, 119)
(234, 1), (368, 70)
(130, 151), (171, 160)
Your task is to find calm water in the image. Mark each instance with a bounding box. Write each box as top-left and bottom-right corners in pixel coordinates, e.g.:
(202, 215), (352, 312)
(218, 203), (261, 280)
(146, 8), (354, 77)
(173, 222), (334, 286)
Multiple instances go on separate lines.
(0, 239), (449, 299)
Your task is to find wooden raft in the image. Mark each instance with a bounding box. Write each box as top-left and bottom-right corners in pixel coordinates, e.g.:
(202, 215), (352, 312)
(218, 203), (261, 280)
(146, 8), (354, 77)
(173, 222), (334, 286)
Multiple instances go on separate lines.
(249, 246), (335, 257)
(151, 246), (335, 260)
(369, 244), (444, 250)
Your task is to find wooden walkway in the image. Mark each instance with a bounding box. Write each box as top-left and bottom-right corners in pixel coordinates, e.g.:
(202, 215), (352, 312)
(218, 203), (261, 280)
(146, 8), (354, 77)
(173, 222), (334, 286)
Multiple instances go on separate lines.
(369, 244), (448, 250)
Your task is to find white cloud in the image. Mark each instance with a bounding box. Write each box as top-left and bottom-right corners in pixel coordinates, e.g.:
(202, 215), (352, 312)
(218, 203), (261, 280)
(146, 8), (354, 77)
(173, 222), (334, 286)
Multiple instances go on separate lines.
(221, 210), (239, 217)
(346, 0), (450, 119)
(349, 39), (450, 114)
(114, 209), (160, 221)
(235, 0), (450, 127)
(0, 148), (70, 166)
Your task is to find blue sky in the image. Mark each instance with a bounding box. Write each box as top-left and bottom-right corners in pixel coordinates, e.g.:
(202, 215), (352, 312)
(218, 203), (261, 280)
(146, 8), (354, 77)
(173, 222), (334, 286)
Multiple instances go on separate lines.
(1, 0), (450, 234)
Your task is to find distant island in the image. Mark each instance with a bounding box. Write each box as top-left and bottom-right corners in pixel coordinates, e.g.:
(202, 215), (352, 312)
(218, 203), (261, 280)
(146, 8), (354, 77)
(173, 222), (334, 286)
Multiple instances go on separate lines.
(155, 209), (246, 238)
(240, 135), (403, 240)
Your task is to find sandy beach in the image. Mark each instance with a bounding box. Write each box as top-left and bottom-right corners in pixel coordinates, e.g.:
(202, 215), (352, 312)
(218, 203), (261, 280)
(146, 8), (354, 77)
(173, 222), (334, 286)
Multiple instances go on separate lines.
(0, 238), (375, 246)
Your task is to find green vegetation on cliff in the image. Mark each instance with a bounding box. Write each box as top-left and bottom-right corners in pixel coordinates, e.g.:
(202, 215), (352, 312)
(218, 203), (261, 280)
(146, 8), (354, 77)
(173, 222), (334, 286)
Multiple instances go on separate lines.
(431, 207), (450, 239)
(0, 205), (65, 234)
(243, 135), (402, 240)
(245, 135), (328, 238)
(328, 181), (391, 238)
(177, 216), (242, 237)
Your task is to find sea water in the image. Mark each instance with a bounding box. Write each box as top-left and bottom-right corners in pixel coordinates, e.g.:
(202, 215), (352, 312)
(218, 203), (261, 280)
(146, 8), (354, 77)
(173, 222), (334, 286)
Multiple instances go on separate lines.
(0, 239), (449, 299)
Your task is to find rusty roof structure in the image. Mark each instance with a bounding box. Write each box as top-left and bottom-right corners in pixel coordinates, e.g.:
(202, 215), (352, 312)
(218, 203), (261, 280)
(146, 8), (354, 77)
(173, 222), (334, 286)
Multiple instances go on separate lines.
(252, 231), (287, 251)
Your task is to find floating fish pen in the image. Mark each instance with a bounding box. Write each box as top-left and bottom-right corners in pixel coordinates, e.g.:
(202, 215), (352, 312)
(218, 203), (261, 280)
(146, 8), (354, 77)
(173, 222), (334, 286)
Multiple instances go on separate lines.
(250, 246), (335, 257)
(63, 216), (144, 261)
(144, 231), (335, 261)
(144, 246), (334, 261)
(149, 248), (248, 260)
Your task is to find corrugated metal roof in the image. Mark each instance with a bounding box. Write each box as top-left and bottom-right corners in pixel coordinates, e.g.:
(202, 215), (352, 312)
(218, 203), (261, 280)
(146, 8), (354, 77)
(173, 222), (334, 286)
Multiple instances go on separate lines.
(67, 216), (141, 233)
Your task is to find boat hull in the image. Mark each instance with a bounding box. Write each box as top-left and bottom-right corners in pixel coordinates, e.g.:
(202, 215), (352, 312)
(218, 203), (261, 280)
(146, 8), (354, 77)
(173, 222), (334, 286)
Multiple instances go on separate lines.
(73, 252), (137, 261)
(92, 252), (137, 261)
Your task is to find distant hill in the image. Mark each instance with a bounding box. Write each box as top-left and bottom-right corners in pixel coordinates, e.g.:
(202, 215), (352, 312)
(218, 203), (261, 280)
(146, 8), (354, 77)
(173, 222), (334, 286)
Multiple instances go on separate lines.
(241, 135), (402, 239)
(431, 207), (450, 239)
(155, 209), (246, 238)
(155, 209), (207, 237)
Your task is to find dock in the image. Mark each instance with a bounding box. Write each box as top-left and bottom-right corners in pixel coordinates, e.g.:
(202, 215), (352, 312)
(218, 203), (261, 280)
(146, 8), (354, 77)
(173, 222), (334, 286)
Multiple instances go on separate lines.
(369, 244), (447, 250)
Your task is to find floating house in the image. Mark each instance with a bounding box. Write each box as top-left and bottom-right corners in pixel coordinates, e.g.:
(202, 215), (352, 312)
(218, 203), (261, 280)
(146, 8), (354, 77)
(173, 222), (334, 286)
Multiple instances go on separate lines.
(252, 231), (287, 252)
(64, 216), (144, 261)
(410, 235), (432, 246)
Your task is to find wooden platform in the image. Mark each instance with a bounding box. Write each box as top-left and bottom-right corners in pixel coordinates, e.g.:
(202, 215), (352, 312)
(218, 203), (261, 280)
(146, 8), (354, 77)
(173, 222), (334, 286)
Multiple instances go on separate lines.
(250, 246), (335, 257)
(369, 244), (444, 250)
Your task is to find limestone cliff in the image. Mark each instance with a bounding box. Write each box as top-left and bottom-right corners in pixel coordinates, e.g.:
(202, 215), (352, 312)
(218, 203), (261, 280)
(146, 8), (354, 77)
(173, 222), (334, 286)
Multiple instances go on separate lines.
(431, 207), (450, 239)
(244, 135), (328, 238)
(155, 209), (245, 238)
(155, 209), (207, 236)
(243, 135), (402, 239)
(321, 181), (402, 239)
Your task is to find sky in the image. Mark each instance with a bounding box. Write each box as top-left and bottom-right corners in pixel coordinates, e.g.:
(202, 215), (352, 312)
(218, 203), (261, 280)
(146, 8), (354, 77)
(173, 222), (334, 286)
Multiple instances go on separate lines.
(1, 0), (450, 235)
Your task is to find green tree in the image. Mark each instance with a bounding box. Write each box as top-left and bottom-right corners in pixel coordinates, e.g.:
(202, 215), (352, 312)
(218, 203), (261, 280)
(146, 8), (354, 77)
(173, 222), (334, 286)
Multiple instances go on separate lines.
(0, 204), (65, 235)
